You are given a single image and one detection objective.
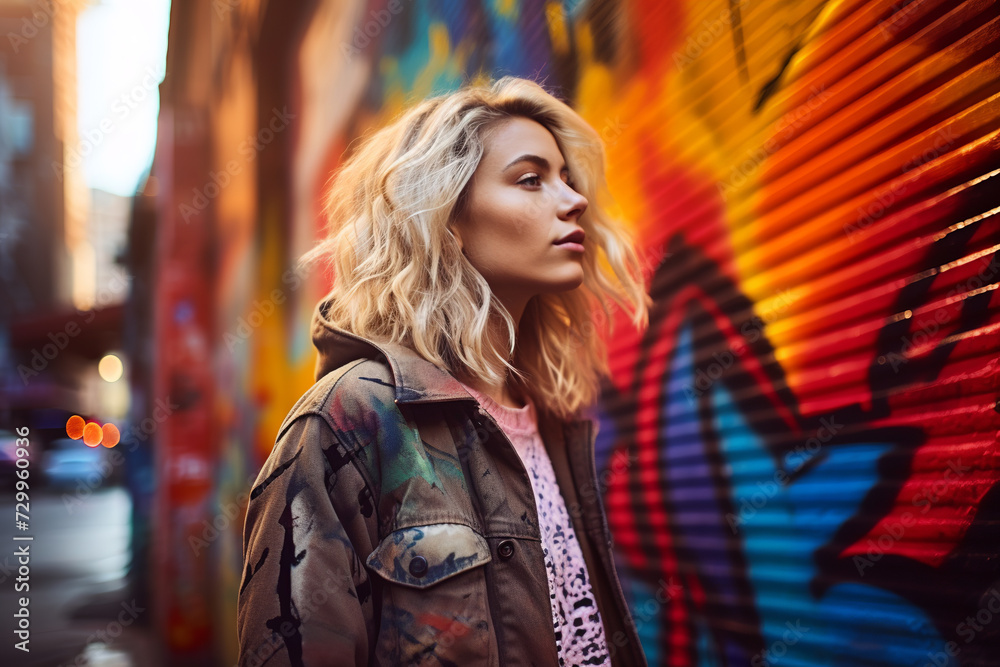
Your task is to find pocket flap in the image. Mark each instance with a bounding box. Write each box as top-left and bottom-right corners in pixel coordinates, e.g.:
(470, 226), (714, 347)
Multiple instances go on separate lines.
(366, 522), (492, 589)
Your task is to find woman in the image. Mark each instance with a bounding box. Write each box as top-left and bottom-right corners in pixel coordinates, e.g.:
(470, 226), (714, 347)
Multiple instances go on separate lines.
(238, 75), (651, 667)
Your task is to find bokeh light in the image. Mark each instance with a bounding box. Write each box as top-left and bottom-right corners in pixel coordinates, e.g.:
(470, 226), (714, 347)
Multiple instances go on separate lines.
(66, 415), (86, 439)
(99, 354), (125, 382)
(83, 422), (103, 447)
(102, 423), (121, 448)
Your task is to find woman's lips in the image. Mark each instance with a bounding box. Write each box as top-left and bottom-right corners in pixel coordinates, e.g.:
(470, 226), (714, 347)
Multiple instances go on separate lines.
(554, 229), (586, 245)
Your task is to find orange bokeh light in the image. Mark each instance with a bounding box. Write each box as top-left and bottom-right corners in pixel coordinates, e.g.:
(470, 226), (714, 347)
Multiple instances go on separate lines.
(102, 423), (120, 448)
(83, 422), (103, 447)
(67, 415), (85, 439)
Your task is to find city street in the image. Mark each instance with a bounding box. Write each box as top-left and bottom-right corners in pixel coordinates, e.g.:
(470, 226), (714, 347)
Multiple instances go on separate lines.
(0, 486), (157, 667)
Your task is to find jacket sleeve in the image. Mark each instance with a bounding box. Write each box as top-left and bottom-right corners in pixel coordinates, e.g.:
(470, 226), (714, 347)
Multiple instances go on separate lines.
(237, 413), (377, 667)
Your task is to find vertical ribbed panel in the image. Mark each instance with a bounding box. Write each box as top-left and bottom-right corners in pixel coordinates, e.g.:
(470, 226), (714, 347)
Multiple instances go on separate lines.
(593, 1), (1000, 666)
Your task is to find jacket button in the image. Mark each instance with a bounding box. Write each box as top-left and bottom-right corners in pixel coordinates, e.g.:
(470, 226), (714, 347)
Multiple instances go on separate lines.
(409, 556), (428, 577)
(497, 540), (515, 559)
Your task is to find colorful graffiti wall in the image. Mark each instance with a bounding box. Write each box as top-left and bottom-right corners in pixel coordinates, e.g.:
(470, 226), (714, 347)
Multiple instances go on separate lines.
(186, 0), (1000, 664)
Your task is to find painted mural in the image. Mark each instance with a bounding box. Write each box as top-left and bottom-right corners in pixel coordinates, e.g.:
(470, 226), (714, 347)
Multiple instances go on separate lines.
(208, 0), (1000, 664)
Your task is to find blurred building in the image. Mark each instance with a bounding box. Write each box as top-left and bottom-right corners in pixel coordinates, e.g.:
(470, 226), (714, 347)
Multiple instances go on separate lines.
(89, 188), (132, 306)
(0, 0), (125, 424)
(0, 0), (83, 314)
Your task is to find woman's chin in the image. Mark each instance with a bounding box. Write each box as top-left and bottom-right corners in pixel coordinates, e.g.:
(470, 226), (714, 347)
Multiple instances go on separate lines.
(541, 270), (585, 294)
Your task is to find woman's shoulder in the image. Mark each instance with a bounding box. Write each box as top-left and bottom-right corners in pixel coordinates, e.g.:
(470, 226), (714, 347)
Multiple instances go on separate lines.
(276, 356), (399, 441)
(260, 357), (399, 494)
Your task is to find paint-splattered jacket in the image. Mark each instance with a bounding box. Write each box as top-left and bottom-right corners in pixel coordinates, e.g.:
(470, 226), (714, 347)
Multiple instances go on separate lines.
(237, 298), (647, 667)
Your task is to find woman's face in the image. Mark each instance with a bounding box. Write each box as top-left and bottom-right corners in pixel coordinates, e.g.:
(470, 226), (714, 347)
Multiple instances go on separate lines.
(450, 116), (589, 308)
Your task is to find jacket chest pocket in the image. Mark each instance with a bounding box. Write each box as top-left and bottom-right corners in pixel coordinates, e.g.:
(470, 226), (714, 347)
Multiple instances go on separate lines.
(365, 522), (498, 665)
(366, 522), (492, 587)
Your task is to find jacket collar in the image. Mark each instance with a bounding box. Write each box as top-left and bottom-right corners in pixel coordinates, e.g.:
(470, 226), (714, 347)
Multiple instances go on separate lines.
(310, 296), (481, 405)
(310, 297), (597, 432)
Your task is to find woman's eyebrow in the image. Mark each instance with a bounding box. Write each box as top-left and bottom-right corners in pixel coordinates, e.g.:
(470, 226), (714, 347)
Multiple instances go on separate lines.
(502, 153), (569, 174)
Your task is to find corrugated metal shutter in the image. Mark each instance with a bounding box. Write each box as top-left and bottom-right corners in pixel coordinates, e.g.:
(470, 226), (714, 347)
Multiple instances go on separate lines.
(596, 1), (1000, 665)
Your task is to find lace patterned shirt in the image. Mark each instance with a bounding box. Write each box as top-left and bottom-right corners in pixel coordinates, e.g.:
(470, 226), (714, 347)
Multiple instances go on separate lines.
(459, 382), (612, 667)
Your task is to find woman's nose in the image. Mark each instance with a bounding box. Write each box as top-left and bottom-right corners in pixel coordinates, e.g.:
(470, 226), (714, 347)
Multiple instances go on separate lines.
(561, 183), (588, 220)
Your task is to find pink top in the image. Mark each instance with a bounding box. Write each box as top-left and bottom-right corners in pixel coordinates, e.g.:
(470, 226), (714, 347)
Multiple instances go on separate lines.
(459, 381), (612, 667)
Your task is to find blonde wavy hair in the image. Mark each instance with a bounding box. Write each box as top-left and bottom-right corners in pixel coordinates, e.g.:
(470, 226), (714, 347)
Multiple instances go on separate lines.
(300, 75), (651, 420)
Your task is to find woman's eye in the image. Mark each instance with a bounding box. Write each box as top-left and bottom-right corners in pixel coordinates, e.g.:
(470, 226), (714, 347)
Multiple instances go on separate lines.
(516, 174), (575, 189)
